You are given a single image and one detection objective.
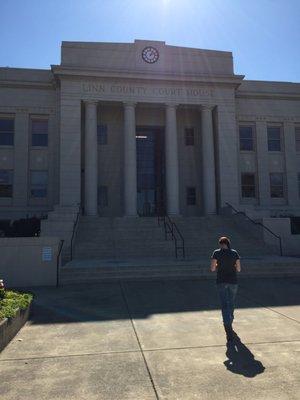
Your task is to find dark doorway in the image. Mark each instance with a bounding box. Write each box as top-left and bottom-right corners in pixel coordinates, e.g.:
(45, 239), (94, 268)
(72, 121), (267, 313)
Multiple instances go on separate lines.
(136, 127), (165, 216)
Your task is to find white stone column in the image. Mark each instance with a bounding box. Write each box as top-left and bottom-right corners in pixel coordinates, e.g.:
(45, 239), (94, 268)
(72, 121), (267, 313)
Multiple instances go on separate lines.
(59, 98), (81, 207)
(165, 103), (180, 215)
(84, 101), (98, 216)
(201, 105), (216, 214)
(123, 102), (137, 216)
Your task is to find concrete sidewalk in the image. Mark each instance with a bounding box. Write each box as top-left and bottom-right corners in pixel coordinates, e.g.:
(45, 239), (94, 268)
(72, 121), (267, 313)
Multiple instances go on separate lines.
(0, 278), (299, 399)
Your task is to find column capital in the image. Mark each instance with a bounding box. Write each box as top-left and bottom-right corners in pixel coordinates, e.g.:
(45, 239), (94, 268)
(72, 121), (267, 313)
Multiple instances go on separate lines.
(200, 104), (215, 112)
(165, 102), (179, 109)
(123, 101), (136, 108)
(84, 99), (98, 106)
(15, 108), (29, 114)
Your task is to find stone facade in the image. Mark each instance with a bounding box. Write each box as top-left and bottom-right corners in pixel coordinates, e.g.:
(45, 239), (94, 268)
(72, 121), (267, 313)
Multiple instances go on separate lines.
(0, 40), (299, 220)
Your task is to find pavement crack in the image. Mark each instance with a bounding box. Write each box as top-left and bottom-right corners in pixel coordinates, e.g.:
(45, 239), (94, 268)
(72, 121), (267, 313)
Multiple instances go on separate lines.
(119, 281), (160, 400)
(1, 339), (299, 363)
(239, 287), (300, 325)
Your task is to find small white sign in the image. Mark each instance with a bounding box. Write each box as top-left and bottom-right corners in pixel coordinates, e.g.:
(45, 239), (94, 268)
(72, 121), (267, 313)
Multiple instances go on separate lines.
(42, 247), (52, 262)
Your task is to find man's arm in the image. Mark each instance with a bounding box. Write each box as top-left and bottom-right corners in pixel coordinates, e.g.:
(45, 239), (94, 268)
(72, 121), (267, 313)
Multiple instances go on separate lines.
(210, 258), (217, 272)
(235, 259), (241, 272)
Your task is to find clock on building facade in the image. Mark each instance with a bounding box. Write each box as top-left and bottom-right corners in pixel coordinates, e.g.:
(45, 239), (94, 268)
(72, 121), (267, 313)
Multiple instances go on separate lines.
(142, 46), (159, 64)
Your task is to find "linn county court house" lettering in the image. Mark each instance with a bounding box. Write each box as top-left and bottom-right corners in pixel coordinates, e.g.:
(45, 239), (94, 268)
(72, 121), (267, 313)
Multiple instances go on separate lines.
(82, 82), (213, 98)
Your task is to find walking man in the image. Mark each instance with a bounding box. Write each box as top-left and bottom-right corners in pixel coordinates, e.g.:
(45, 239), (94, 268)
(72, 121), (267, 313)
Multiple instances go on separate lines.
(210, 236), (241, 342)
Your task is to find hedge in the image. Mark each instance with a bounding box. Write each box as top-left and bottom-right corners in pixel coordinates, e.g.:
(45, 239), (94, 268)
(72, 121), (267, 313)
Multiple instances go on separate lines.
(0, 289), (33, 320)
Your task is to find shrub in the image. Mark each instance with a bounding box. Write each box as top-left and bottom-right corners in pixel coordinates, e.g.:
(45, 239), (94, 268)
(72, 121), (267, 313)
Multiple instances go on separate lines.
(0, 290), (33, 320)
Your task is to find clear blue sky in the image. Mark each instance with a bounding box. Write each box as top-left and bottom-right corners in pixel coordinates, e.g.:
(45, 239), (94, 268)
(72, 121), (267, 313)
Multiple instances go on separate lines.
(0, 0), (299, 82)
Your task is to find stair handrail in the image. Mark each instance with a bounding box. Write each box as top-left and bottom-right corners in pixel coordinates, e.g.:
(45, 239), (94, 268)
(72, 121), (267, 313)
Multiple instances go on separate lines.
(225, 202), (283, 256)
(56, 239), (64, 287)
(158, 214), (185, 258)
(70, 204), (82, 261)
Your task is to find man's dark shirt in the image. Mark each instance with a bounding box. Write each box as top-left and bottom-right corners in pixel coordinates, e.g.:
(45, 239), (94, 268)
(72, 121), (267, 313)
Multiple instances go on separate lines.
(211, 248), (240, 284)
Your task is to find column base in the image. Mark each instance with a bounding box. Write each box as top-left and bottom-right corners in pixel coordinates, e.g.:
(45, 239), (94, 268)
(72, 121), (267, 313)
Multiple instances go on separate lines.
(204, 211), (217, 216)
(85, 212), (98, 217)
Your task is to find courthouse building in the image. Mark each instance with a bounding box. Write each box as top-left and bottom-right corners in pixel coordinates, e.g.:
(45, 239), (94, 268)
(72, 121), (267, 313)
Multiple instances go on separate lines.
(0, 39), (300, 221)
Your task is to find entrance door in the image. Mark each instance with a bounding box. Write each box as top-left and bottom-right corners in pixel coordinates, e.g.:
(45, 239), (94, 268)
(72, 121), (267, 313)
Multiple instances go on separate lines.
(136, 128), (165, 216)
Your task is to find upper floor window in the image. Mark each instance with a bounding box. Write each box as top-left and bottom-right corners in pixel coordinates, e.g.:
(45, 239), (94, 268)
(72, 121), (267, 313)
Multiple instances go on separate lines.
(295, 127), (300, 152)
(241, 173), (256, 198)
(270, 173), (284, 198)
(30, 170), (48, 198)
(267, 126), (281, 151)
(0, 118), (14, 146)
(0, 170), (13, 197)
(185, 128), (195, 146)
(186, 187), (196, 205)
(239, 126), (254, 151)
(31, 119), (48, 146)
(97, 124), (108, 145)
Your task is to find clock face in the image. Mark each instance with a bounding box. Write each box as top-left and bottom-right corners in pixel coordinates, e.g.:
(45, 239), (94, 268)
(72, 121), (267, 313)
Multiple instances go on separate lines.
(142, 46), (159, 64)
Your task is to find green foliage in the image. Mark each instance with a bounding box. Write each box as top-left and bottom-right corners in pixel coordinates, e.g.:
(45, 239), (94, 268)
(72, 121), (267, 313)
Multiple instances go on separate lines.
(0, 290), (33, 320)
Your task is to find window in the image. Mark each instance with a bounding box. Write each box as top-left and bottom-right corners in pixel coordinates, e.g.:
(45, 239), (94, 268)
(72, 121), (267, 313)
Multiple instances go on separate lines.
(270, 173), (284, 198)
(295, 127), (300, 152)
(291, 217), (300, 235)
(298, 173), (300, 197)
(267, 126), (281, 151)
(97, 124), (108, 145)
(30, 171), (48, 198)
(185, 128), (194, 146)
(186, 187), (196, 205)
(0, 170), (13, 197)
(31, 119), (48, 146)
(0, 118), (14, 146)
(239, 126), (254, 151)
(98, 185), (108, 207)
(241, 173), (256, 198)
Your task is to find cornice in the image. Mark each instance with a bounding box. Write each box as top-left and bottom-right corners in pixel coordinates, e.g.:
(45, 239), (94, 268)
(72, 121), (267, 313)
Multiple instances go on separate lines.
(0, 105), (56, 114)
(51, 65), (244, 88)
(236, 91), (300, 101)
(0, 80), (56, 90)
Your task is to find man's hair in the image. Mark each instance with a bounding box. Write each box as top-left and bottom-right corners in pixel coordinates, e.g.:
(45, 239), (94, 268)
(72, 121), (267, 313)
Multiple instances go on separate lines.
(219, 236), (231, 248)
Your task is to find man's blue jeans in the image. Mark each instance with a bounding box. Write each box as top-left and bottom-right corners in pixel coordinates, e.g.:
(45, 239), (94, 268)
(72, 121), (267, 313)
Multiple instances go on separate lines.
(217, 283), (238, 325)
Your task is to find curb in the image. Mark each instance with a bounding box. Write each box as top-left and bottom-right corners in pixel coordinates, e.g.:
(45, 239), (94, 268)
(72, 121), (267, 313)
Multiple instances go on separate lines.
(0, 305), (31, 352)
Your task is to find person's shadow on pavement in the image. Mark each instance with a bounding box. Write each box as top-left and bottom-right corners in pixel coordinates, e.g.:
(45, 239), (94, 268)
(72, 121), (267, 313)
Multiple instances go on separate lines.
(224, 334), (265, 378)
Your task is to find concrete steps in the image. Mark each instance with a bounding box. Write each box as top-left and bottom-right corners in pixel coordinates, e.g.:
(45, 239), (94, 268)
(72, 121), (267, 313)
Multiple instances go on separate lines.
(173, 215), (276, 257)
(71, 214), (278, 261)
(59, 256), (300, 284)
(64, 214), (289, 282)
(73, 216), (175, 260)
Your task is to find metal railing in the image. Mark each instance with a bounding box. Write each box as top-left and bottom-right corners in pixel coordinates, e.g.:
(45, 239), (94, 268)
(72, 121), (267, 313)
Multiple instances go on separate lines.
(225, 202), (283, 256)
(158, 214), (185, 258)
(56, 239), (64, 287)
(70, 205), (82, 261)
